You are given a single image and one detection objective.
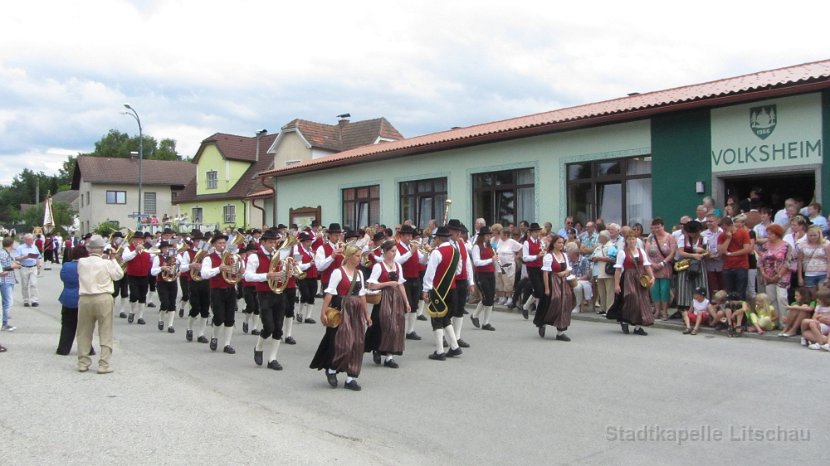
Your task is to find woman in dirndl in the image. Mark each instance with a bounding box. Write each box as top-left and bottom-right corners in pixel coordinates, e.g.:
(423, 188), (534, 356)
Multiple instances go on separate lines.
(608, 230), (655, 335)
(535, 234), (575, 340)
(675, 220), (709, 322)
(364, 240), (409, 368)
(310, 244), (371, 391)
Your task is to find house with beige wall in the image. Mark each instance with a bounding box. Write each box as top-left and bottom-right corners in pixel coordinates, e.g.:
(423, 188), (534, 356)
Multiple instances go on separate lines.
(71, 156), (195, 234)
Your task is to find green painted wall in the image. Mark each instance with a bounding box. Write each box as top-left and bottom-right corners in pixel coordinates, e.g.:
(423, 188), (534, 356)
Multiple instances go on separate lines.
(195, 145), (251, 196)
(273, 120), (650, 228)
(651, 109), (711, 225)
(823, 90), (830, 208)
(177, 199), (246, 229)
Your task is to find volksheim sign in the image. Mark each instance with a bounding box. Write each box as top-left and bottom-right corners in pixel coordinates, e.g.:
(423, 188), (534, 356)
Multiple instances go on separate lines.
(711, 93), (822, 173)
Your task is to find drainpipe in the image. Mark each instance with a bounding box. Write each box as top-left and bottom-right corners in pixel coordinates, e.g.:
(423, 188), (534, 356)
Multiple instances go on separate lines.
(251, 198), (266, 227)
(260, 175), (276, 227)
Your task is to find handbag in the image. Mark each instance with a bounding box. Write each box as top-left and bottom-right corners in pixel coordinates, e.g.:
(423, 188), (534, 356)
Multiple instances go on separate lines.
(325, 269), (360, 328)
(365, 292), (382, 305)
(605, 260), (616, 275)
(632, 249), (651, 289)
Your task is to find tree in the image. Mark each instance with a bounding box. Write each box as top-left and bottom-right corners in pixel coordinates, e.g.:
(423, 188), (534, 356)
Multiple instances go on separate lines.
(80, 129), (181, 160)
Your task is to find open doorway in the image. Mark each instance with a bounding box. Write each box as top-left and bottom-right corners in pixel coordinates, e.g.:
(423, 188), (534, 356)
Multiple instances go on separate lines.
(721, 172), (816, 213)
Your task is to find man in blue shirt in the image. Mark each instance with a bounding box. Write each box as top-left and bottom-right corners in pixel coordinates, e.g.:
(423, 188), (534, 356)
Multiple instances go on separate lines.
(14, 234), (42, 307)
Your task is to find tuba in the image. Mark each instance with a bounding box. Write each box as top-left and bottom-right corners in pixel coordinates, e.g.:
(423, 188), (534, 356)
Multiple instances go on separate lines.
(190, 241), (211, 282)
(111, 228), (135, 273)
(162, 250), (178, 282)
(221, 231), (247, 285)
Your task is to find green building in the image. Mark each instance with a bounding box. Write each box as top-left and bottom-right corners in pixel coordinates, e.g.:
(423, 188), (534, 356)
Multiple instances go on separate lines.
(260, 60), (830, 231)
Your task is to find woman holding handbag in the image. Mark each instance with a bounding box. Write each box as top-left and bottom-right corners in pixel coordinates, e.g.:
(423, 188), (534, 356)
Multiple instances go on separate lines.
(646, 218), (677, 321)
(535, 234), (575, 340)
(608, 231), (655, 335)
(310, 244), (371, 391)
(364, 240), (409, 368)
(675, 221), (709, 325)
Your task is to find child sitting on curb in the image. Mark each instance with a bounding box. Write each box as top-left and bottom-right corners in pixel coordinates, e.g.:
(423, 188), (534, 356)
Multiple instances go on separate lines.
(745, 293), (777, 334)
(801, 288), (830, 351)
(683, 286), (714, 335)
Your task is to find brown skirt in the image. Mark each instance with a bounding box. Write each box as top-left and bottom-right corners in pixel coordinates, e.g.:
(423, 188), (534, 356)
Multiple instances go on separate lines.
(364, 286), (406, 355)
(542, 273), (575, 330)
(619, 269), (654, 327)
(310, 295), (366, 377)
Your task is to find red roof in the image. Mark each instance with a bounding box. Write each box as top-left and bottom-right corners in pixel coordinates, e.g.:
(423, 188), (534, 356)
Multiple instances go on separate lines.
(71, 156), (196, 188)
(260, 59), (830, 177)
(277, 117), (403, 152)
(195, 132), (278, 163)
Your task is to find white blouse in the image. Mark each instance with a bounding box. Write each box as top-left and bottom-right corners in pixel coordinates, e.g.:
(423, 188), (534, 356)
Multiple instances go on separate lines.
(366, 261), (406, 284)
(324, 268), (367, 296)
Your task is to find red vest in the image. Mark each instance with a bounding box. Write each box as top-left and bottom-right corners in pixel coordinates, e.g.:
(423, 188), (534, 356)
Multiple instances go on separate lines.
(433, 243), (458, 290)
(397, 242), (421, 279)
(297, 245), (318, 279)
(525, 239), (543, 268)
(375, 262), (401, 283)
(319, 243), (342, 284)
(335, 267), (359, 296)
(208, 253), (234, 289)
(312, 235), (324, 253)
(180, 249), (194, 280)
(475, 245), (495, 273)
(455, 240), (470, 281)
(253, 252), (273, 293)
(126, 245), (151, 277)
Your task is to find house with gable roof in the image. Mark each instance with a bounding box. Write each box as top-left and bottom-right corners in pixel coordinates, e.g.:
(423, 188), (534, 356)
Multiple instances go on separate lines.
(177, 116), (403, 229)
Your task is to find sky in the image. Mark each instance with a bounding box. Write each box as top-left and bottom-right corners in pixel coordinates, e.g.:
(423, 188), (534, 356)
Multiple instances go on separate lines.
(0, 0), (827, 186)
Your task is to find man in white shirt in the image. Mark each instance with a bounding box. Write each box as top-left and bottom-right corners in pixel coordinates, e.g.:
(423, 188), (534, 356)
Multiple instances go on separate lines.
(807, 202), (828, 232)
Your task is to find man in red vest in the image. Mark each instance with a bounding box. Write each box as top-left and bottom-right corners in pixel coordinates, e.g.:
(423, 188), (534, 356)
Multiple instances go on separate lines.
(244, 230), (290, 370)
(395, 224), (427, 341)
(521, 223), (545, 319)
(422, 226), (463, 361)
(447, 219), (475, 348)
(199, 235), (240, 354)
(121, 232), (151, 324)
(314, 223), (344, 294)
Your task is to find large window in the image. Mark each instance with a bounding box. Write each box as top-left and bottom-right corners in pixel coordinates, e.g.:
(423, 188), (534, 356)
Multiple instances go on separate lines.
(206, 170), (218, 189)
(400, 177), (447, 229)
(192, 207), (203, 224)
(106, 190), (126, 205)
(473, 168), (534, 226)
(567, 156), (652, 227)
(223, 204), (236, 224)
(343, 185), (379, 230)
(143, 192), (157, 214)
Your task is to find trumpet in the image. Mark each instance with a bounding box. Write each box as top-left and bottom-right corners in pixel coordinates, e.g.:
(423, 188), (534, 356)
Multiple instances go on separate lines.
(161, 250), (178, 282)
(410, 239), (432, 255)
(443, 199), (452, 226)
(110, 227), (135, 272)
(361, 245), (381, 268)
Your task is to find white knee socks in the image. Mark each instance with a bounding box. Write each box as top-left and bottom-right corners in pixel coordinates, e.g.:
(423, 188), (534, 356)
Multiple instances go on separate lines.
(405, 313), (416, 334)
(417, 300), (425, 317)
(284, 317), (294, 337)
(483, 306), (493, 325)
(223, 326), (233, 347)
(452, 317), (464, 340)
(473, 302), (483, 318)
(255, 336), (265, 351)
(444, 325), (459, 350)
(268, 339), (280, 363)
(198, 317), (207, 336)
(166, 311), (175, 329)
(434, 328), (445, 354)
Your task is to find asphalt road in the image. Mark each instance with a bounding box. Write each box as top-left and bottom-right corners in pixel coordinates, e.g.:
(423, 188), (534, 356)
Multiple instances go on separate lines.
(1, 266), (827, 465)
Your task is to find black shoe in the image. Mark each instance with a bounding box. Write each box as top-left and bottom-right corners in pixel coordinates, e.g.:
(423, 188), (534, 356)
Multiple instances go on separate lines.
(447, 347), (463, 358)
(633, 327), (648, 336)
(251, 329), (261, 336)
(119, 312), (127, 318)
(555, 333), (571, 342)
(457, 339), (470, 348)
(621, 323), (629, 334)
(210, 338), (218, 351)
(89, 348), (96, 356)
(197, 335), (209, 344)
(417, 314), (427, 321)
(128, 313), (135, 324)
(304, 318), (316, 324)
(462, 309), (469, 315)
(186, 330), (193, 342)
(296, 315), (304, 323)
(538, 326), (546, 338)
(406, 332), (422, 341)
(682, 327), (692, 335)
(31, 303), (39, 307)
(284, 336), (296, 345)
(383, 359), (399, 368)
(429, 351), (446, 361)
(482, 324), (496, 331)
(147, 302), (156, 308)
(372, 351), (381, 365)
(326, 372), (338, 387)
(223, 345), (236, 354)
(178, 308), (184, 318)
(158, 321), (164, 331)
(254, 349), (263, 366)
(243, 322), (248, 334)
(344, 380), (361, 391)
(267, 360), (283, 370)
(167, 327), (175, 334)
(23, 303), (30, 307)
(136, 318), (146, 325)
(522, 307), (529, 320)
(471, 316), (480, 328)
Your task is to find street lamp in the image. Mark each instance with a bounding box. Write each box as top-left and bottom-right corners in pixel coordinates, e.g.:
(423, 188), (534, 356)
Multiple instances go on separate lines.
(122, 103), (143, 229)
